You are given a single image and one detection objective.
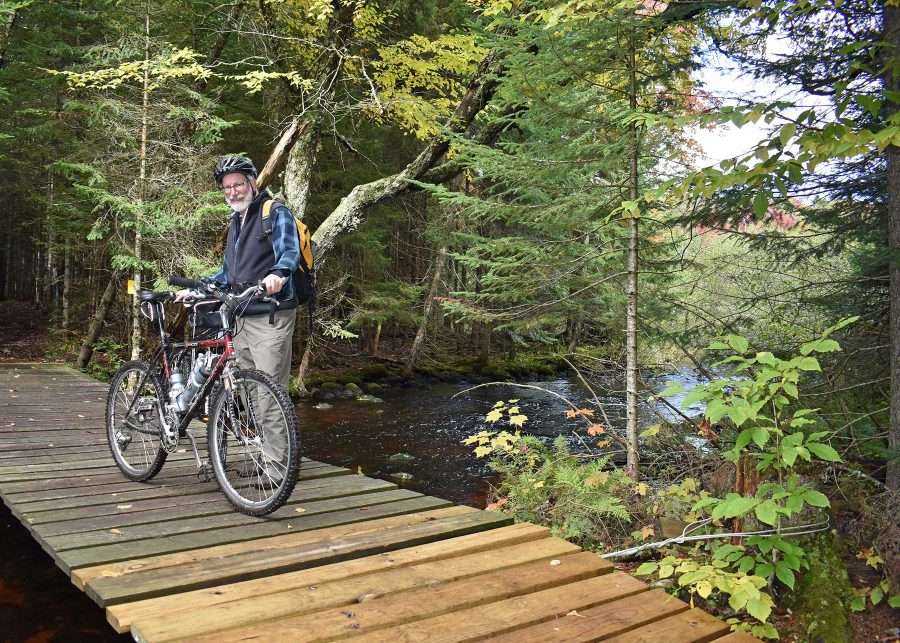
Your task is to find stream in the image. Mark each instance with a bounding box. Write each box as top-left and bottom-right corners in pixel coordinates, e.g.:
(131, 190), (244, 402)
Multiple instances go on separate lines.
(297, 369), (707, 507)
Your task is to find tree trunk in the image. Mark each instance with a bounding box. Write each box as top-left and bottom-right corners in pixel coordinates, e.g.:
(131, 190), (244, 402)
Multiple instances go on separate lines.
(0, 6), (17, 69)
(372, 321), (382, 357)
(312, 50), (500, 263)
(62, 243), (71, 330)
(624, 34), (641, 481)
(131, 0), (150, 361)
(77, 272), (119, 369)
(405, 246), (447, 375)
(885, 3), (900, 491)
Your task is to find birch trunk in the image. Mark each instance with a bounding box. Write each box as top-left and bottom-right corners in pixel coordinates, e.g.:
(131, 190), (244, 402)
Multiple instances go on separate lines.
(404, 246), (447, 375)
(624, 36), (640, 481)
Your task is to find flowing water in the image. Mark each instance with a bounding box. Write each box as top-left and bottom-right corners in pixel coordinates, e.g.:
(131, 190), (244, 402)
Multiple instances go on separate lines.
(297, 369), (707, 507)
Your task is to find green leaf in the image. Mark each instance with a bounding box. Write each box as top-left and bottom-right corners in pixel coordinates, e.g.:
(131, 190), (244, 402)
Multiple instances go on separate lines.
(850, 596), (866, 612)
(783, 381), (799, 398)
(870, 586), (884, 606)
(802, 489), (830, 508)
(713, 494), (758, 519)
(659, 564), (675, 579)
(751, 426), (770, 448)
(727, 335), (749, 354)
(775, 561), (795, 589)
(794, 356), (821, 371)
(755, 351), (778, 366)
(635, 562), (658, 576)
(747, 597), (772, 622)
(888, 594), (900, 608)
(806, 442), (841, 462)
(782, 446), (798, 466)
(738, 555), (755, 573)
(755, 500), (779, 526)
(752, 191), (769, 218)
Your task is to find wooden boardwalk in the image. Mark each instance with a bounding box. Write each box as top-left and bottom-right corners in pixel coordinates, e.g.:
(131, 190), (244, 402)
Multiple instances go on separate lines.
(0, 363), (758, 642)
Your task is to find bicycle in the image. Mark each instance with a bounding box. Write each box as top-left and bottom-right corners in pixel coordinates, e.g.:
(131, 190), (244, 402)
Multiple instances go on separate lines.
(105, 276), (301, 516)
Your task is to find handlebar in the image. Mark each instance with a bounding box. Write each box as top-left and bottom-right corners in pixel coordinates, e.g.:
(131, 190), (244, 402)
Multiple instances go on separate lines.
(167, 275), (277, 310)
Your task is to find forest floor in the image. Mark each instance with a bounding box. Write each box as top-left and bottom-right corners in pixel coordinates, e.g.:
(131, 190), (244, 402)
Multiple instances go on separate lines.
(0, 300), (51, 362)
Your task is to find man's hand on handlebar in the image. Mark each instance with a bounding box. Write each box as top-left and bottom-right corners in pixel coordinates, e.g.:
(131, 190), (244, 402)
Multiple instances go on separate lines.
(262, 273), (287, 296)
(174, 288), (200, 303)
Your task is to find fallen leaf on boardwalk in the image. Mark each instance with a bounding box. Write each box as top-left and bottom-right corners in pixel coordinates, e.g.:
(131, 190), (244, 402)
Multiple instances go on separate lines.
(116, 505), (132, 510)
(109, 528), (122, 534)
(566, 610), (585, 617)
(587, 423), (605, 436)
(550, 559), (561, 566)
(356, 593), (378, 603)
(77, 414), (85, 418)
(485, 497), (508, 511)
(295, 507), (306, 513)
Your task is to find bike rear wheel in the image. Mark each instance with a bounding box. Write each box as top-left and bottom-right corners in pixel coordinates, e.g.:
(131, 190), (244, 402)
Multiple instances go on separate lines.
(207, 369), (300, 516)
(106, 360), (168, 481)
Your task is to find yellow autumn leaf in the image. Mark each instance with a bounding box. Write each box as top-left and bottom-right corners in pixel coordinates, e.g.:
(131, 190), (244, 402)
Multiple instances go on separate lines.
(485, 409), (503, 423)
(640, 525), (655, 540)
(533, 480), (545, 489)
(696, 580), (713, 599)
(635, 482), (649, 496)
(508, 406), (520, 415)
(508, 414), (528, 427)
(585, 472), (610, 488)
(474, 445), (493, 458)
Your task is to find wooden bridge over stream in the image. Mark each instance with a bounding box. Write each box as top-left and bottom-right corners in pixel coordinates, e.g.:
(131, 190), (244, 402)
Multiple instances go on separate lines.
(0, 363), (758, 643)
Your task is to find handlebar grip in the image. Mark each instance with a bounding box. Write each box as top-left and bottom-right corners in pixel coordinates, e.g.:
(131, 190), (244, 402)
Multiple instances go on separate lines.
(168, 275), (205, 289)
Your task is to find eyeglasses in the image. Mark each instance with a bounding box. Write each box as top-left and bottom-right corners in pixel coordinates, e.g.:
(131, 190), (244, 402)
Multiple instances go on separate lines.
(221, 180), (248, 194)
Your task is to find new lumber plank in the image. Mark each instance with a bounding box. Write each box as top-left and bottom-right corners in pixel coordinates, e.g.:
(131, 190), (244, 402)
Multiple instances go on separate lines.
(601, 608), (732, 642)
(57, 493), (455, 572)
(165, 551), (611, 643)
(75, 507), (479, 590)
(345, 572), (651, 643)
(485, 587), (688, 642)
(106, 521), (545, 633)
(130, 536), (581, 642)
(87, 506), (509, 607)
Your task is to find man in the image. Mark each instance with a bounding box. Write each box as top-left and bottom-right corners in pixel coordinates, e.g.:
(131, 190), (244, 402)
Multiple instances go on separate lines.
(180, 155), (301, 485)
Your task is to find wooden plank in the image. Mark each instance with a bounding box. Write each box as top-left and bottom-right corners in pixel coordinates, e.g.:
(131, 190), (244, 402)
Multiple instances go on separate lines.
(33, 475), (395, 537)
(21, 472), (366, 526)
(600, 608), (732, 643)
(57, 494), (455, 572)
(167, 551), (612, 643)
(76, 507), (479, 590)
(79, 496), (483, 600)
(130, 535), (580, 641)
(106, 522), (546, 633)
(485, 588), (688, 642)
(2, 461), (347, 508)
(340, 572), (651, 643)
(46, 488), (430, 551)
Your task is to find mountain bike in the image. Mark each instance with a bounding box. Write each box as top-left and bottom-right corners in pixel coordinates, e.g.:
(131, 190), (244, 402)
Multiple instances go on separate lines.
(104, 276), (300, 516)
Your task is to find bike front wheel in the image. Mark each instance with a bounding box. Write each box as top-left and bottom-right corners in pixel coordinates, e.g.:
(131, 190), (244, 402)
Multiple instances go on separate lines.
(106, 360), (168, 481)
(207, 369), (300, 516)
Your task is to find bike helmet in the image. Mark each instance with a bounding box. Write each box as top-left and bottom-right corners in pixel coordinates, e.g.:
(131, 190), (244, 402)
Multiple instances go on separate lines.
(214, 155), (258, 186)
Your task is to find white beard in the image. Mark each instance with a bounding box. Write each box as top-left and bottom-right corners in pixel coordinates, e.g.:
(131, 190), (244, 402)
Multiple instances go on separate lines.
(226, 190), (254, 213)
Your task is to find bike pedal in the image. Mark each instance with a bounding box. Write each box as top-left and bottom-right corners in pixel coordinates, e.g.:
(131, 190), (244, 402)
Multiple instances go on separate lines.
(197, 463), (214, 482)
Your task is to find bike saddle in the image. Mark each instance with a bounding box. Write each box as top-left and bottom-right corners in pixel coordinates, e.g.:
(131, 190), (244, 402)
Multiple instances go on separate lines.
(137, 290), (173, 303)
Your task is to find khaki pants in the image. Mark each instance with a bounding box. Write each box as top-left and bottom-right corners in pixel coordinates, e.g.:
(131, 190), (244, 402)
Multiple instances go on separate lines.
(233, 308), (295, 480)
